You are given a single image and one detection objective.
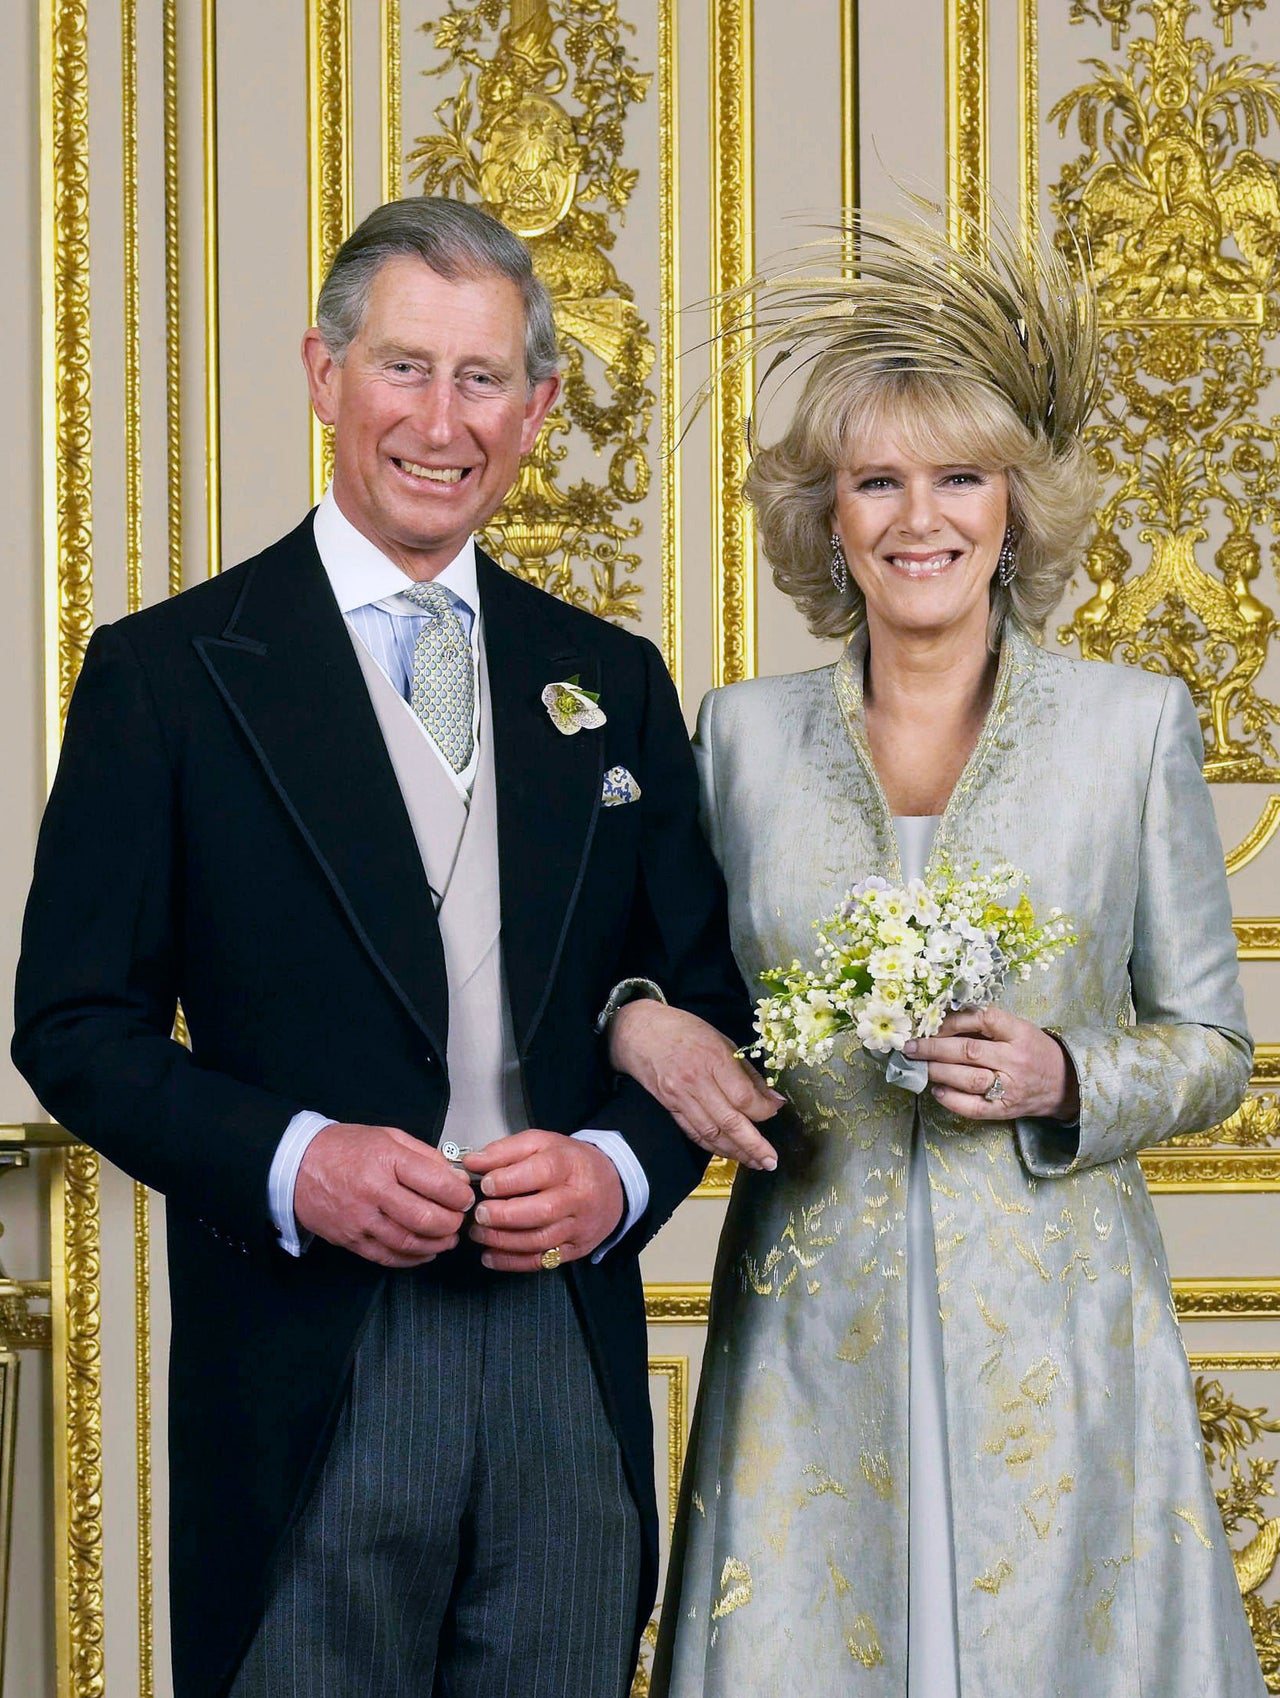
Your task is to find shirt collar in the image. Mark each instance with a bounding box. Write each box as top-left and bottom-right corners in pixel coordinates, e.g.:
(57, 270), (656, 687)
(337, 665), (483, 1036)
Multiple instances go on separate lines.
(313, 488), (479, 619)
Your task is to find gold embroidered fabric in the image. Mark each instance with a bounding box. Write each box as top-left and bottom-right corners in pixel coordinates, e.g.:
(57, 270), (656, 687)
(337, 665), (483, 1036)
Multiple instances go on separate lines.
(651, 625), (1264, 1697)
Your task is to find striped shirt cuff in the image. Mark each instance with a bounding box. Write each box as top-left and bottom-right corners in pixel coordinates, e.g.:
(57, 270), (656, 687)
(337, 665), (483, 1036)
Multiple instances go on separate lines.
(573, 1129), (649, 1261)
(268, 1110), (333, 1256)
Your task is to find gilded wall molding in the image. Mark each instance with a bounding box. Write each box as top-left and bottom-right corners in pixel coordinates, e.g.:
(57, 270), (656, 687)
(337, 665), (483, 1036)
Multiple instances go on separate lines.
(307, 0), (352, 502)
(1236, 918), (1280, 959)
(40, 0), (94, 763)
(946, 0), (988, 250)
(1053, 0), (1280, 783)
(644, 1283), (712, 1324)
(382, 0), (402, 202)
(203, 0), (222, 575)
(40, 5), (105, 1692)
(1226, 793), (1280, 874)
(709, 0), (756, 685)
(1174, 1278), (1280, 1318)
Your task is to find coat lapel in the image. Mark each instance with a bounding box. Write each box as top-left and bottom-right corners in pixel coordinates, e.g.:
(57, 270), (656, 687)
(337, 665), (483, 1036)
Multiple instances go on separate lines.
(477, 551), (605, 1053)
(193, 521), (449, 1060)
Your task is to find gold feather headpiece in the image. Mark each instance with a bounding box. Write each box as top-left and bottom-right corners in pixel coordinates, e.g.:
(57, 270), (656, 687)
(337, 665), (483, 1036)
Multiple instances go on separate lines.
(699, 210), (1100, 456)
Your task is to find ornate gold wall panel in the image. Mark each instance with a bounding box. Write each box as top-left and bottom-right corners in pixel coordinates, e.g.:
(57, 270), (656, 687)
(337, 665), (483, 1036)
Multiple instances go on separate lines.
(202, 0), (222, 577)
(947, 0), (988, 247)
(407, 0), (659, 628)
(40, 4), (105, 1694)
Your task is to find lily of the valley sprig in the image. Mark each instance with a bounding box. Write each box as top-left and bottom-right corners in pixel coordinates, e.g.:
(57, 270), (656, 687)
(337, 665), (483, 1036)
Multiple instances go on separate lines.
(542, 676), (607, 735)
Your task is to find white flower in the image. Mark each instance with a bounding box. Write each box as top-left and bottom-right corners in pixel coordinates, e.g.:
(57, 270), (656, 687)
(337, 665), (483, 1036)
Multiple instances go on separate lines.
(923, 926), (964, 966)
(541, 679), (606, 735)
(868, 887), (908, 923)
(868, 943), (914, 980)
(875, 916), (922, 951)
(856, 1001), (912, 1053)
(903, 879), (940, 924)
(792, 990), (842, 1049)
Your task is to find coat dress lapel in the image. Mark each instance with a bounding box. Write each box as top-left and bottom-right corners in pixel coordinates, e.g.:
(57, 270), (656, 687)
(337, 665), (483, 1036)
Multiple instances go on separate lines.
(476, 549), (606, 1054)
(193, 522), (450, 1064)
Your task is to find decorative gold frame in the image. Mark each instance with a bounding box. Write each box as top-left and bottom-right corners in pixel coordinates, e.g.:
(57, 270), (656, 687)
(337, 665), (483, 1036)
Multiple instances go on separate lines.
(709, 0), (755, 687)
(307, 0), (352, 501)
(946, 0), (988, 247)
(203, 0), (222, 578)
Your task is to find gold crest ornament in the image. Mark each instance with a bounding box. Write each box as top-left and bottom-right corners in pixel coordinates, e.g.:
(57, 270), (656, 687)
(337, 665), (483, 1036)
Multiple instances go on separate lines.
(408, 0), (656, 623)
(1053, 0), (1280, 779)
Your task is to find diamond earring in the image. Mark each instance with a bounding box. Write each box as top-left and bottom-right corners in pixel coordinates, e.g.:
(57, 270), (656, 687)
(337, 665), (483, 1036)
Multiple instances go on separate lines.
(996, 530), (1018, 588)
(830, 533), (849, 595)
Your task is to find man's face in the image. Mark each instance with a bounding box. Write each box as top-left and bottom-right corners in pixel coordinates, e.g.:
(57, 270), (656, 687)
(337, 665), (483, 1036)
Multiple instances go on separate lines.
(301, 256), (559, 580)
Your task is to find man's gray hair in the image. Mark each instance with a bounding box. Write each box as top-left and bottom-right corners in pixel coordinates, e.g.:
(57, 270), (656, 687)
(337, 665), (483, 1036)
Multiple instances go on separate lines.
(316, 197), (559, 385)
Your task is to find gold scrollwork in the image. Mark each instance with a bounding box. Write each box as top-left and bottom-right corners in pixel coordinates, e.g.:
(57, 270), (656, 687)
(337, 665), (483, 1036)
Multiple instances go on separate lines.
(51, 1144), (105, 1698)
(1175, 1278), (1280, 1318)
(308, 0), (352, 501)
(947, 0), (989, 250)
(41, 0), (94, 761)
(1070, 0), (1263, 50)
(408, 0), (655, 624)
(1237, 918), (1280, 957)
(644, 1283), (712, 1325)
(1053, 0), (1280, 781)
(1194, 1371), (1280, 1681)
(710, 0), (756, 685)
(1227, 793), (1280, 874)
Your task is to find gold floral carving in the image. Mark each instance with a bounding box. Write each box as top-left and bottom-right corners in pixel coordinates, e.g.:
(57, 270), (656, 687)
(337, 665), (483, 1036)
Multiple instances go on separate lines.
(1070, 0), (1262, 50)
(1195, 1373), (1280, 1684)
(42, 4), (105, 1691)
(408, 0), (654, 623)
(308, 0), (352, 500)
(629, 1618), (660, 1697)
(383, 0), (403, 201)
(1175, 1278), (1280, 1318)
(710, 0), (756, 684)
(42, 0), (94, 755)
(51, 1145), (105, 1697)
(1053, 0), (1280, 781)
(0, 1282), (53, 1353)
(947, 0), (989, 250)
(644, 1283), (712, 1325)
(1236, 918), (1280, 957)
(658, 0), (681, 686)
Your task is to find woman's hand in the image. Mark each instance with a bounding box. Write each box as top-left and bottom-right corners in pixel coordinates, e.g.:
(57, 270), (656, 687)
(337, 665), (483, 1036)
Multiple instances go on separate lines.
(608, 999), (784, 1169)
(905, 1005), (1080, 1122)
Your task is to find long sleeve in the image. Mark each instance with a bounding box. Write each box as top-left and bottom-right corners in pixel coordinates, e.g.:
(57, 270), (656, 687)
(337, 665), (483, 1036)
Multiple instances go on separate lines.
(12, 624), (302, 1243)
(1016, 676), (1253, 1177)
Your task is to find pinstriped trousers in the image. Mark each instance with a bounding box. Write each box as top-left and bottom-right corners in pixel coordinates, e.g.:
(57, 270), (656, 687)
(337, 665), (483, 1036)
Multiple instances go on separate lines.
(230, 1261), (641, 1698)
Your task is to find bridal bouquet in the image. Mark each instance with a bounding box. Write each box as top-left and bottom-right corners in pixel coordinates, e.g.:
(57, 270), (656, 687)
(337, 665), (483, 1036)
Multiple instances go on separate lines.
(750, 863), (1075, 1092)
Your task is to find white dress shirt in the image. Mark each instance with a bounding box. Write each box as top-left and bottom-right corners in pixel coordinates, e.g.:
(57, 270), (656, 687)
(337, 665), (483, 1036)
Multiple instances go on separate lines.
(267, 491), (648, 1257)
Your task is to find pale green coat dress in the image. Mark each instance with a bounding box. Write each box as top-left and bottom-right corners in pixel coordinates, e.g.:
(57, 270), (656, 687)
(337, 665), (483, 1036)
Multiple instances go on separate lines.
(651, 623), (1264, 1698)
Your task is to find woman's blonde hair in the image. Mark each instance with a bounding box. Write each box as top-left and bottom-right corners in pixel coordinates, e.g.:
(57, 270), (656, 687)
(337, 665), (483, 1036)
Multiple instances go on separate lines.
(704, 212), (1100, 644)
(746, 358), (1099, 644)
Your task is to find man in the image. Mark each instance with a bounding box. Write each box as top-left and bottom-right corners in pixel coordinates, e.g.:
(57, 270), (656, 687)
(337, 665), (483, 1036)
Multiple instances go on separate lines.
(14, 198), (772, 1698)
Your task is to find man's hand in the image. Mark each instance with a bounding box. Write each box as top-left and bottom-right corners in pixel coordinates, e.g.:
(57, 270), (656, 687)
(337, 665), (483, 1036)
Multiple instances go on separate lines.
(465, 1131), (624, 1272)
(294, 1123), (475, 1268)
(608, 1000), (783, 1170)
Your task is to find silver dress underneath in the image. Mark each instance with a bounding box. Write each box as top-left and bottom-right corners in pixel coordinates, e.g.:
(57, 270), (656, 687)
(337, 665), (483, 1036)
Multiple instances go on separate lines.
(895, 814), (961, 1698)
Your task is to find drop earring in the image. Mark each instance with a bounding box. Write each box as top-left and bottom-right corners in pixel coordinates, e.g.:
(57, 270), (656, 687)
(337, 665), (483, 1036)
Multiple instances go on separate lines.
(830, 533), (849, 595)
(996, 529), (1018, 588)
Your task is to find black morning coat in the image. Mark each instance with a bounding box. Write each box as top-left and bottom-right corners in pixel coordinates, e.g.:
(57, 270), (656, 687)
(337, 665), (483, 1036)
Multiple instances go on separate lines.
(13, 515), (754, 1698)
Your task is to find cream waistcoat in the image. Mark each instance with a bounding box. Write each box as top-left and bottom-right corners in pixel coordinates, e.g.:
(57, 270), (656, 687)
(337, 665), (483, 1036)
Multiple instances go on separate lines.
(350, 632), (526, 1150)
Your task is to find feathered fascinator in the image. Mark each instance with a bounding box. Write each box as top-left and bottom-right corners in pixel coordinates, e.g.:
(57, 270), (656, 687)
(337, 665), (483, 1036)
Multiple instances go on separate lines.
(699, 209), (1100, 455)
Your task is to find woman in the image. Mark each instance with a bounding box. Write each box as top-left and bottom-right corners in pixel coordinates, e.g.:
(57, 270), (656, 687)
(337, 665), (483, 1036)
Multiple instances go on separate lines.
(611, 222), (1263, 1696)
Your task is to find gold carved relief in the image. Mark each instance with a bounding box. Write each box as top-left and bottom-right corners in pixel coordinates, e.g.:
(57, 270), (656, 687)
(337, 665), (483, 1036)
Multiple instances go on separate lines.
(408, 0), (655, 622)
(1195, 1372), (1280, 1684)
(1052, 0), (1280, 780)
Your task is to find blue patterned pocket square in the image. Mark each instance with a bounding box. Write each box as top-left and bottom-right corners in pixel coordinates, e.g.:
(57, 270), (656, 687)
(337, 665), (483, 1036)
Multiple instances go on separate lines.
(601, 765), (641, 807)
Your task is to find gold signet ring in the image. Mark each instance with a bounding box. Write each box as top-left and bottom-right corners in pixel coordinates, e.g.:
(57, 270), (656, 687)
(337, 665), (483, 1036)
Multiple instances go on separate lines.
(539, 1246), (563, 1271)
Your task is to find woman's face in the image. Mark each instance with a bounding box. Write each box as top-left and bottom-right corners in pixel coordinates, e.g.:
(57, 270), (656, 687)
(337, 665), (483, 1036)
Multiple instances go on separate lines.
(832, 432), (1009, 646)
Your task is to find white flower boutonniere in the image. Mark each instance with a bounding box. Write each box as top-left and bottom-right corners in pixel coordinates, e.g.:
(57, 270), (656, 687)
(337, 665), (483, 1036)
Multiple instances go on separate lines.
(542, 675), (606, 735)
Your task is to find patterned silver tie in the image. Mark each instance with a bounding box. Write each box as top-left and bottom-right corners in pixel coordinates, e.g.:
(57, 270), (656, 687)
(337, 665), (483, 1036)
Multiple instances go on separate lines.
(403, 582), (474, 773)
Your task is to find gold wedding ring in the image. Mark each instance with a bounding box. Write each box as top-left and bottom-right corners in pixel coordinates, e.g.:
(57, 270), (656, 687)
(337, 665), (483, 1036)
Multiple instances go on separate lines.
(539, 1246), (563, 1271)
(983, 1071), (1007, 1103)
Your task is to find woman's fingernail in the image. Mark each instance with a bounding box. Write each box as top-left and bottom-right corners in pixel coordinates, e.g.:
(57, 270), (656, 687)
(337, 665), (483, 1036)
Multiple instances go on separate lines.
(481, 1254), (494, 1269)
(904, 1040), (918, 1056)
(763, 1157), (778, 1172)
(768, 1089), (787, 1103)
